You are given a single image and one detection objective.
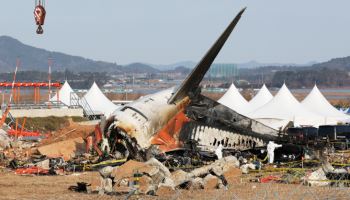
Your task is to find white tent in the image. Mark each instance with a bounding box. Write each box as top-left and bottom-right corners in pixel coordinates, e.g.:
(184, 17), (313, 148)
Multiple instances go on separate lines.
(218, 83), (249, 114)
(248, 83), (324, 129)
(247, 84), (273, 113)
(340, 108), (349, 114)
(301, 85), (350, 123)
(82, 82), (119, 117)
(50, 80), (78, 106)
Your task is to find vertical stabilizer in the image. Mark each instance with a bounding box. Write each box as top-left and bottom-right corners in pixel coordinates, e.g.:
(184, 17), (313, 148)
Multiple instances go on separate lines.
(168, 8), (246, 104)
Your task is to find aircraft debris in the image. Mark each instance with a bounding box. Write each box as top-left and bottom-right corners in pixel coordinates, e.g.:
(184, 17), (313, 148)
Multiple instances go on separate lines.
(68, 182), (90, 193)
(97, 8), (282, 163)
(240, 163), (257, 174)
(304, 168), (330, 187)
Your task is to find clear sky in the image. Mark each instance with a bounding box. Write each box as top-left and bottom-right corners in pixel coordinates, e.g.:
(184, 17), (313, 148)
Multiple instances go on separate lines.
(1, 0), (350, 65)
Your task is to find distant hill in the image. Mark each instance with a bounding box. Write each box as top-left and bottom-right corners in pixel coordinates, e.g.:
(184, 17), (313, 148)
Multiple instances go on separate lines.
(123, 62), (160, 74)
(0, 36), (166, 74)
(163, 66), (191, 75)
(0, 36), (123, 73)
(148, 60), (318, 70)
(261, 56), (350, 88)
(149, 61), (196, 70)
(235, 60), (317, 69)
(311, 56), (350, 70)
(4, 35), (349, 76)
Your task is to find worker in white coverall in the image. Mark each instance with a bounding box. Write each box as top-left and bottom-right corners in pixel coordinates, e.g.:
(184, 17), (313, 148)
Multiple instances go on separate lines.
(215, 144), (223, 159)
(267, 141), (282, 164)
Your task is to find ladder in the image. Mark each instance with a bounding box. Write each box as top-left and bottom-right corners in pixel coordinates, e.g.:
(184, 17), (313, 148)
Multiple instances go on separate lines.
(7, 112), (16, 127)
(70, 92), (97, 120)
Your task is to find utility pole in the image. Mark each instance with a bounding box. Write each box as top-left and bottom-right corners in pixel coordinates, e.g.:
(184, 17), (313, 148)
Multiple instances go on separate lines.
(48, 58), (52, 108)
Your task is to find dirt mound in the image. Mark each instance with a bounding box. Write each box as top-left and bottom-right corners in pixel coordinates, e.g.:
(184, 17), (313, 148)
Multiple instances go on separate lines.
(39, 119), (94, 146)
(37, 137), (85, 161)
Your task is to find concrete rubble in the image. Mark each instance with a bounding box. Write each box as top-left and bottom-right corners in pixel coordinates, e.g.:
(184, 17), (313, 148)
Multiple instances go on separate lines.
(88, 155), (243, 195)
(222, 166), (242, 185)
(203, 174), (221, 189)
(189, 177), (204, 189)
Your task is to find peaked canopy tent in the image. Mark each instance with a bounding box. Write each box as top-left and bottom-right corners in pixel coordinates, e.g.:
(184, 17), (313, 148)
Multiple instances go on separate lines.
(301, 85), (350, 124)
(248, 84), (325, 129)
(50, 81), (78, 106)
(82, 82), (119, 117)
(247, 84), (273, 113)
(339, 108), (349, 114)
(218, 83), (249, 115)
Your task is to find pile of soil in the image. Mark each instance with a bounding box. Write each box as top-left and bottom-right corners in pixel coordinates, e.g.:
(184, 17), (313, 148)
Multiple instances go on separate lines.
(39, 119), (95, 146)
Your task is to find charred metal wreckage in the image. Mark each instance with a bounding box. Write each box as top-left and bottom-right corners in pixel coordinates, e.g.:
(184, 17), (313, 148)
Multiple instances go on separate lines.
(99, 8), (280, 162)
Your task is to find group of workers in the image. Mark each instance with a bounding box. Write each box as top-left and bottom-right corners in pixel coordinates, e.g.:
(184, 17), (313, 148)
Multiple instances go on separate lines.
(215, 141), (282, 164)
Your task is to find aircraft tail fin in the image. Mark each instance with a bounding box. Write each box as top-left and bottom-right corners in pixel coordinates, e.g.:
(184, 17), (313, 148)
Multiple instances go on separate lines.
(168, 7), (246, 104)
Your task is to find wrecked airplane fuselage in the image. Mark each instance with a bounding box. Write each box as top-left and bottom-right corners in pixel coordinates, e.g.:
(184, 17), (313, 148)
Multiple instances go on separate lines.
(180, 93), (278, 152)
(105, 88), (190, 158)
(100, 8), (279, 160)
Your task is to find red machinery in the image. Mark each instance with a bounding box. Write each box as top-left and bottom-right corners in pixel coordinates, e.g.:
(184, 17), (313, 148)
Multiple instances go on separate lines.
(34, 0), (46, 34)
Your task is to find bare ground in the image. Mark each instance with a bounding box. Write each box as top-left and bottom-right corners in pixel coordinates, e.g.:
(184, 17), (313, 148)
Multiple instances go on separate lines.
(0, 170), (349, 200)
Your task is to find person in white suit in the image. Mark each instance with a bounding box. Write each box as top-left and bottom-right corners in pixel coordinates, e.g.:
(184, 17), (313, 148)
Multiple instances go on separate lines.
(215, 144), (223, 159)
(267, 141), (282, 164)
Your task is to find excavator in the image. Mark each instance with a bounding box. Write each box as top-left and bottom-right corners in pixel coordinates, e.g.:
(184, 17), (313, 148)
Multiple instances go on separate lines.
(97, 8), (280, 161)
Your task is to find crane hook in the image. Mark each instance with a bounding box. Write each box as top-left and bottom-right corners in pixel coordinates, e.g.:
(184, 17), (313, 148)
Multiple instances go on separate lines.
(34, 0), (46, 34)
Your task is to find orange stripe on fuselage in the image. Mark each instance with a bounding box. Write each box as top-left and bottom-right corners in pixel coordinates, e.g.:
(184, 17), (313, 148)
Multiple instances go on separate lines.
(151, 108), (190, 152)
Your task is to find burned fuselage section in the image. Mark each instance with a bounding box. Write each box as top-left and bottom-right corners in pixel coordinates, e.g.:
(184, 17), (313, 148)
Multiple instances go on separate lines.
(102, 89), (279, 161)
(179, 93), (279, 152)
(99, 8), (280, 161)
(102, 88), (190, 160)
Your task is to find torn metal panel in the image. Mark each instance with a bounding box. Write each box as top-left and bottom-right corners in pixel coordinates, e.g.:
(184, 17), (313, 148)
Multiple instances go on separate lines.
(185, 94), (279, 141)
(179, 121), (264, 152)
